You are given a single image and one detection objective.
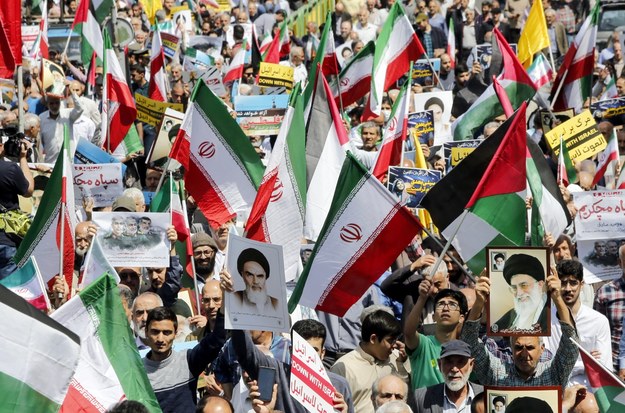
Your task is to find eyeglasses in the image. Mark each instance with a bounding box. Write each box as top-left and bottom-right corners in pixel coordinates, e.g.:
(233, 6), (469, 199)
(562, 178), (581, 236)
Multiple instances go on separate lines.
(435, 301), (460, 311)
(509, 281), (535, 294)
(201, 297), (222, 304)
(194, 249), (215, 257)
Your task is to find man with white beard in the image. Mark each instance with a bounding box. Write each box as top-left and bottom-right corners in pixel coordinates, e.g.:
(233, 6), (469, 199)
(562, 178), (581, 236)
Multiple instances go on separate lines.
(74, 221), (95, 273)
(411, 340), (483, 412)
(492, 254), (548, 334)
(132, 292), (163, 349)
(233, 247), (279, 316)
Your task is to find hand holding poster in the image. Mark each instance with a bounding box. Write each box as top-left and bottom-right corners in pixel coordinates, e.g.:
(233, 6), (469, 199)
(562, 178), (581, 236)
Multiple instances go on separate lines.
(42, 58), (66, 97)
(73, 164), (124, 207)
(290, 331), (337, 413)
(135, 93), (184, 126)
(544, 110), (606, 161)
(224, 234), (290, 332)
(92, 212), (170, 267)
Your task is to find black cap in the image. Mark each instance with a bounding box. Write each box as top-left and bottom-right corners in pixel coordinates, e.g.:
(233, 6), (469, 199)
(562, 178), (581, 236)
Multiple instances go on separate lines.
(439, 340), (472, 359)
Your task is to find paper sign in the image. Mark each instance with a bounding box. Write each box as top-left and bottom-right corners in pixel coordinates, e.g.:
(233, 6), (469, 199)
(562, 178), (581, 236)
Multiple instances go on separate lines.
(74, 138), (127, 175)
(387, 167), (442, 208)
(42, 58), (66, 97)
(258, 62), (294, 90)
(73, 164), (124, 207)
(135, 93), (184, 126)
(290, 331), (336, 413)
(443, 139), (482, 170)
(200, 66), (227, 96)
(408, 110), (434, 146)
(160, 32), (180, 58)
(234, 94), (288, 136)
(590, 96), (625, 119)
(545, 110), (606, 161)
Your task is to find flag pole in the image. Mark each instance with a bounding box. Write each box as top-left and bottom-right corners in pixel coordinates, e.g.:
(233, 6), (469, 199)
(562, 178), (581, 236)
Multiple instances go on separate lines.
(420, 224), (475, 283)
(429, 208), (469, 276)
(179, 179), (202, 315)
(550, 67), (570, 111)
(154, 157), (171, 196)
(421, 53), (444, 90)
(547, 48), (557, 76)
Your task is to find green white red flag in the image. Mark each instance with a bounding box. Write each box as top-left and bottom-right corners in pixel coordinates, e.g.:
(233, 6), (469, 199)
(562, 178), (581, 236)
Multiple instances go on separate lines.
(364, 2), (424, 119)
(289, 152), (422, 316)
(592, 129), (619, 187)
(557, 136), (578, 186)
(52, 274), (161, 413)
(452, 29), (536, 140)
(0, 256), (50, 311)
(332, 41), (375, 109)
(0, 283), (80, 413)
(576, 340), (625, 413)
(149, 27), (168, 101)
(246, 93), (306, 282)
(71, 0), (104, 66)
(169, 80), (265, 228)
(550, 2), (599, 113)
(422, 104), (528, 274)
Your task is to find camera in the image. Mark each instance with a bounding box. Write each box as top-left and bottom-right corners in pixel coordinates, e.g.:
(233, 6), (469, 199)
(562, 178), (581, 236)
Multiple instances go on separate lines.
(1, 127), (31, 159)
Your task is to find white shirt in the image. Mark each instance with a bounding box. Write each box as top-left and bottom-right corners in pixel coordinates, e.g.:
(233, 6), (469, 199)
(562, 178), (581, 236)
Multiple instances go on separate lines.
(73, 115), (97, 144)
(544, 304), (613, 389)
(279, 60), (308, 87)
(442, 384), (475, 413)
(354, 22), (378, 44)
(39, 102), (83, 163)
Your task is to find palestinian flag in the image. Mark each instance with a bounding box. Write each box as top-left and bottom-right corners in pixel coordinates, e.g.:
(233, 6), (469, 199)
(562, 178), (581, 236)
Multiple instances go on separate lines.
(52, 274), (161, 413)
(246, 93), (306, 282)
(169, 80), (265, 228)
(0, 283), (80, 412)
(421, 104), (528, 274)
(149, 27), (168, 102)
(557, 136), (578, 186)
(103, 29), (137, 153)
(527, 53), (553, 89)
(332, 41), (375, 108)
(90, 0), (114, 23)
(289, 152), (422, 316)
(453, 29), (536, 140)
(576, 340), (625, 413)
(526, 140), (571, 245)
(372, 79), (410, 180)
(550, 1), (600, 113)
(0, 257), (50, 311)
(304, 71), (350, 242)
(71, 0), (105, 66)
(601, 76), (618, 100)
(592, 129), (619, 187)
(15, 125), (76, 290)
(364, 2), (424, 119)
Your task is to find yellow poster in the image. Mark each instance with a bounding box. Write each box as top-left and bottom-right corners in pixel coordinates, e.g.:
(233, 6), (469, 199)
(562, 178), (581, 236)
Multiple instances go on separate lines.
(258, 62), (294, 90)
(135, 94), (184, 126)
(544, 110), (606, 161)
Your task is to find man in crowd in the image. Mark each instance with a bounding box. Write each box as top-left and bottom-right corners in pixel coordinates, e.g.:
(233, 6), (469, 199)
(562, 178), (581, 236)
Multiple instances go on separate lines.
(371, 374), (409, 410)
(233, 247), (279, 315)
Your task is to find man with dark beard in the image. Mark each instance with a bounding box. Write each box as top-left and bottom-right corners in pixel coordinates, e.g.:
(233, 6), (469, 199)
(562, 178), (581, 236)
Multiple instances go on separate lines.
(233, 247), (279, 315)
(192, 232), (218, 283)
(492, 254), (548, 334)
(412, 340), (482, 412)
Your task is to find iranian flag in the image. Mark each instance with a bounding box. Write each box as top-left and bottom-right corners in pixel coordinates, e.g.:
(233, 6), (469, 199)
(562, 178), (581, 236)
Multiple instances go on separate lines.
(103, 29), (137, 153)
(0, 257), (50, 311)
(447, 19), (455, 69)
(52, 274), (161, 413)
(169, 80), (265, 228)
(526, 140), (571, 246)
(421, 104), (528, 274)
(364, 2), (424, 120)
(304, 71), (350, 242)
(79, 237), (119, 290)
(332, 41), (375, 108)
(71, 0), (105, 66)
(452, 28), (536, 140)
(601, 76), (618, 100)
(289, 152), (422, 316)
(262, 21), (289, 64)
(302, 14), (340, 108)
(246, 94), (306, 282)
(550, 1), (599, 113)
(15, 125), (77, 291)
(372, 79), (410, 180)
(149, 27), (168, 102)
(0, 283), (80, 413)
(592, 129), (619, 187)
(223, 40), (247, 84)
(527, 53), (553, 89)
(617, 165), (625, 189)
(576, 340), (625, 412)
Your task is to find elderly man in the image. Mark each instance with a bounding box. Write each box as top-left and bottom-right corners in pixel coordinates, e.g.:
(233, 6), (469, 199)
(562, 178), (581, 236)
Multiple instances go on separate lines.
(372, 374), (409, 410)
(189, 280), (223, 338)
(461, 271), (578, 387)
(192, 232), (218, 282)
(491, 253), (549, 334)
(412, 340), (483, 413)
(39, 93), (83, 162)
(233, 247), (279, 315)
(132, 292), (163, 349)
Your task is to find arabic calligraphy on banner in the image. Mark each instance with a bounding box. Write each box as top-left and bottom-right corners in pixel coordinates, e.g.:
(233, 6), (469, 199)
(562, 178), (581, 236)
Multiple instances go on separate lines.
(290, 331), (336, 413)
(544, 110), (606, 162)
(73, 164), (124, 207)
(258, 62), (295, 90)
(135, 93), (184, 126)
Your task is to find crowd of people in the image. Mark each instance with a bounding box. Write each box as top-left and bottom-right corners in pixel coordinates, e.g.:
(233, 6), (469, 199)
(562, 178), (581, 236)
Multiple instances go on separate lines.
(1, 0), (625, 412)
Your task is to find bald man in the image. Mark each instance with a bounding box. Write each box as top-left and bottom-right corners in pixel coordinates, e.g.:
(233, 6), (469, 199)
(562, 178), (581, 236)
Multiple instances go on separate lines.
(196, 395), (234, 412)
(189, 280), (223, 337)
(74, 221), (96, 272)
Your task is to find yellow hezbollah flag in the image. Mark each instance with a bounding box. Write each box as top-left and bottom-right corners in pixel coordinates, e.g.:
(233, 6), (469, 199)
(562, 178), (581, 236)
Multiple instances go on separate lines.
(140, 0), (163, 24)
(518, 0), (550, 68)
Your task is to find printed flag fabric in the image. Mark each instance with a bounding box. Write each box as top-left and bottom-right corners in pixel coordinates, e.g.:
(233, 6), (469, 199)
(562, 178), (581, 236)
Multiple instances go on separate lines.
(71, 0), (105, 66)
(52, 274), (161, 413)
(148, 28), (168, 101)
(331, 41), (375, 108)
(577, 340), (625, 413)
(289, 152), (422, 316)
(0, 283), (80, 413)
(592, 129), (619, 187)
(0, 257), (50, 311)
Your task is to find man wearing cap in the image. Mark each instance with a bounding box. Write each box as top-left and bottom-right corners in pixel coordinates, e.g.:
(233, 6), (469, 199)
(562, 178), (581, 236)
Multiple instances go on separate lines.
(192, 232), (218, 283)
(234, 247), (279, 315)
(412, 340), (482, 413)
(491, 253), (548, 334)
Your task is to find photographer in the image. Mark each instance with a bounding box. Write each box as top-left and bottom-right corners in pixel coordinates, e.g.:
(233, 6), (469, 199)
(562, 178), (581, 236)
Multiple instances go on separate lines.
(0, 131), (34, 280)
